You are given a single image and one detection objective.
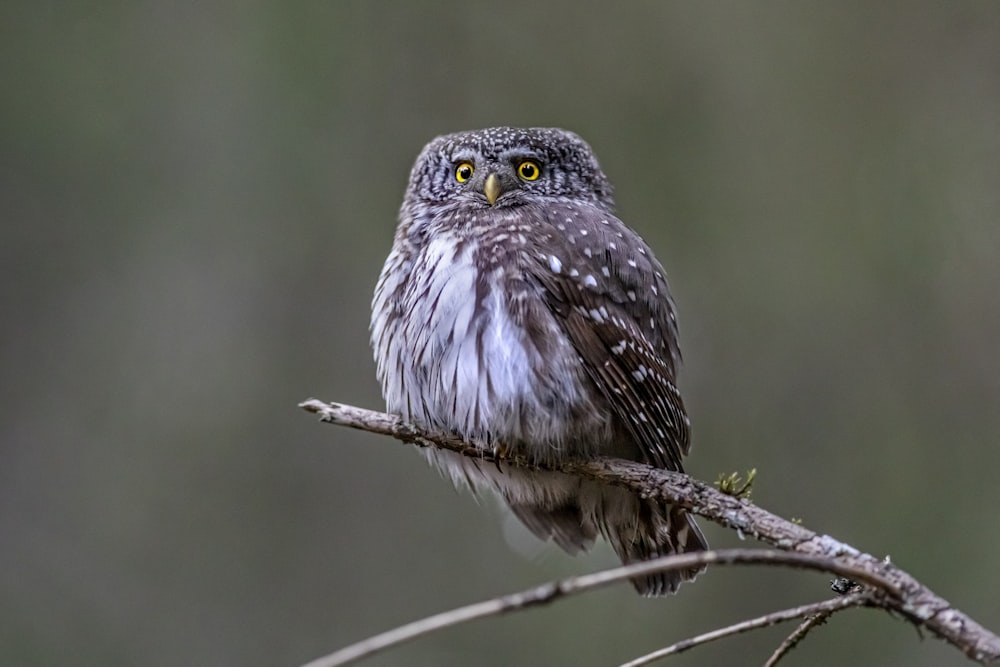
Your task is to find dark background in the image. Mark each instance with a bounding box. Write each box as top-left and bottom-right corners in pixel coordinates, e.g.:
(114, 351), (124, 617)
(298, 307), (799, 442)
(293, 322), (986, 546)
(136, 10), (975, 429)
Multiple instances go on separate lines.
(2, 3), (999, 666)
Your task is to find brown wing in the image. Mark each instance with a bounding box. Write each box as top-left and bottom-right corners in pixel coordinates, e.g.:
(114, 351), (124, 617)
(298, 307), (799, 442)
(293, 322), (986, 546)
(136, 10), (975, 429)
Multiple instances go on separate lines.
(527, 202), (690, 471)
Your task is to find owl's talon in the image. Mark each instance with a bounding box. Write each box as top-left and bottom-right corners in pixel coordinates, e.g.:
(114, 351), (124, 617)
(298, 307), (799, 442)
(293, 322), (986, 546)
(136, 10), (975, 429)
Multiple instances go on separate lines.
(491, 443), (510, 473)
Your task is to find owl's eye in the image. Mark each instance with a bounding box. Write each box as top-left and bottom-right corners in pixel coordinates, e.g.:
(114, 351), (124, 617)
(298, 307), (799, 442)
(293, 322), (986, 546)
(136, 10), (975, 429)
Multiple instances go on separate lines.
(517, 160), (541, 181)
(455, 162), (475, 183)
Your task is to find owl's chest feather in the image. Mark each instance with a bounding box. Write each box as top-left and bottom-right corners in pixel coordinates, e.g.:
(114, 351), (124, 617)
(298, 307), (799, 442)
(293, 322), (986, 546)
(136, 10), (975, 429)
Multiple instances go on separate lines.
(372, 226), (603, 452)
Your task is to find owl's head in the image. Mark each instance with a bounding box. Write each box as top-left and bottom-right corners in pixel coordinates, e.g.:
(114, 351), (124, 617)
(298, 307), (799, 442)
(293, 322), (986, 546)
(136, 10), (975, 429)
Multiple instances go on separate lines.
(405, 127), (615, 213)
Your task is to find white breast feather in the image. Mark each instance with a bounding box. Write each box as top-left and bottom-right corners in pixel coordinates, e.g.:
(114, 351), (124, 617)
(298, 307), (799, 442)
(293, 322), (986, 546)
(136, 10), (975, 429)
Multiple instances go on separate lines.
(374, 232), (588, 448)
(372, 230), (617, 508)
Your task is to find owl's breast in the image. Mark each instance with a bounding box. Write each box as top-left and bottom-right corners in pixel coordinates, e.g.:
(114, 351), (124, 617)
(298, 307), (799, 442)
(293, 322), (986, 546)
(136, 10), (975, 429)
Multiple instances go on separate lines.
(371, 224), (608, 457)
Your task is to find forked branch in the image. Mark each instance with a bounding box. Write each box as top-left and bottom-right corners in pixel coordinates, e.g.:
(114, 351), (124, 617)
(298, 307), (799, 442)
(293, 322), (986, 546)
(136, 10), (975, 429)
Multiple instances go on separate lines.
(304, 550), (870, 667)
(620, 591), (867, 666)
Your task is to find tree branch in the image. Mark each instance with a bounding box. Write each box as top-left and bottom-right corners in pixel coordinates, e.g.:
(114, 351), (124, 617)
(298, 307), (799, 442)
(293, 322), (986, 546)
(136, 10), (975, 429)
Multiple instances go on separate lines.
(763, 598), (854, 667)
(302, 549), (871, 667)
(299, 398), (1000, 665)
(619, 592), (867, 667)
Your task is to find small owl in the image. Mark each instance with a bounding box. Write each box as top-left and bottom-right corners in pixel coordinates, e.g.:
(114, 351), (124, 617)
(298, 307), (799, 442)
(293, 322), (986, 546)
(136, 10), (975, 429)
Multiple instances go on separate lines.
(371, 127), (706, 595)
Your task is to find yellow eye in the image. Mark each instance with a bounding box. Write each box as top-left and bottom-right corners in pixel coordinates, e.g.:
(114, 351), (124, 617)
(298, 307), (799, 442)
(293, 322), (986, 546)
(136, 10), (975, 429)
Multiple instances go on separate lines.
(455, 162), (474, 183)
(517, 160), (540, 181)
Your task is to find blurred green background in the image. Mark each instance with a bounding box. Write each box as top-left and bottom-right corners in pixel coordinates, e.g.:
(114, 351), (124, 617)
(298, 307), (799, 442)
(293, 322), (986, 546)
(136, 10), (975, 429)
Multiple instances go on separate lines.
(2, 3), (999, 666)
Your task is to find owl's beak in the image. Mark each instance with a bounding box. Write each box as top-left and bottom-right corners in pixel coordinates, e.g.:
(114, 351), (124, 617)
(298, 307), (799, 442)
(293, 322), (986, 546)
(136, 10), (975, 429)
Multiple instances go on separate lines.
(484, 173), (501, 206)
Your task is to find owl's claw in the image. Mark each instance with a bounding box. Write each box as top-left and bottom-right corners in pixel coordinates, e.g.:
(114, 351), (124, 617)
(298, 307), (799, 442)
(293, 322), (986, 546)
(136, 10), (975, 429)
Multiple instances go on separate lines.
(491, 443), (511, 473)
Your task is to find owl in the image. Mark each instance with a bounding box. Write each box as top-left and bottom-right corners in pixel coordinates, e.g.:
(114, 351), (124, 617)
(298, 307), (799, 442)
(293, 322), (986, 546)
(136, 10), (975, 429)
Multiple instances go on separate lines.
(371, 127), (706, 595)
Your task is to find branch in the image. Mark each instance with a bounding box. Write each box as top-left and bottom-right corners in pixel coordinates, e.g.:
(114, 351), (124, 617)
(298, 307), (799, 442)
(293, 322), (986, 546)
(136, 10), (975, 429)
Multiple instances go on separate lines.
(302, 549), (871, 667)
(763, 599), (853, 667)
(299, 399), (1000, 665)
(619, 592), (866, 667)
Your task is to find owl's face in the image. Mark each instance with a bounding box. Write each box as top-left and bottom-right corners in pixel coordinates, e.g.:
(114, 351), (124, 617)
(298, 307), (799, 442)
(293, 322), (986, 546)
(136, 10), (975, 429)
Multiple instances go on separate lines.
(405, 127), (615, 214)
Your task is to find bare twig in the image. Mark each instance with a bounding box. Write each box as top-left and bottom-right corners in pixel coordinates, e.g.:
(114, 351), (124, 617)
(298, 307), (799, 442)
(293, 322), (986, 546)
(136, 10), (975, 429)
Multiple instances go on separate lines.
(302, 549), (872, 667)
(764, 578), (866, 667)
(299, 399), (1000, 665)
(619, 593), (866, 667)
(764, 607), (841, 667)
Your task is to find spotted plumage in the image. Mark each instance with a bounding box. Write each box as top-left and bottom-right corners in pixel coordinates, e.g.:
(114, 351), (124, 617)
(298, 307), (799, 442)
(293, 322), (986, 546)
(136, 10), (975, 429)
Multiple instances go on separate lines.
(371, 127), (706, 594)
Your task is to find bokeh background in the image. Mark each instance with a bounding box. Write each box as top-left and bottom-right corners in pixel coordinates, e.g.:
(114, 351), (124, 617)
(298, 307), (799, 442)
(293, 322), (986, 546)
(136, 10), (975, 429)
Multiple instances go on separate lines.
(2, 3), (999, 666)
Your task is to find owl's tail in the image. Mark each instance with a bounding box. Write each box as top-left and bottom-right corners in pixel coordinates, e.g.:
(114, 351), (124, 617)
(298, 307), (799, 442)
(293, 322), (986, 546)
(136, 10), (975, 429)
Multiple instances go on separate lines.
(609, 503), (708, 596)
(509, 489), (707, 596)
